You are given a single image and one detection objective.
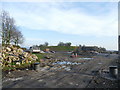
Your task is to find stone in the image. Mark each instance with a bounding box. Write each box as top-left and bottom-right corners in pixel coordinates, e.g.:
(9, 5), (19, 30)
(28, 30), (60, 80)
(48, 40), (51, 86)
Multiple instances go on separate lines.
(16, 62), (20, 65)
(26, 69), (29, 70)
(8, 58), (12, 63)
(5, 52), (9, 55)
(13, 50), (16, 54)
(15, 57), (20, 60)
(9, 56), (14, 59)
(2, 54), (5, 58)
(45, 65), (50, 69)
(2, 50), (6, 53)
(13, 65), (16, 67)
(26, 59), (28, 64)
(8, 72), (11, 74)
(1, 45), (38, 69)
(6, 47), (11, 52)
(13, 57), (16, 61)
(29, 61), (31, 63)
(8, 45), (13, 48)
(24, 53), (28, 57)
(22, 60), (25, 64)
(32, 54), (38, 59)
(18, 49), (23, 53)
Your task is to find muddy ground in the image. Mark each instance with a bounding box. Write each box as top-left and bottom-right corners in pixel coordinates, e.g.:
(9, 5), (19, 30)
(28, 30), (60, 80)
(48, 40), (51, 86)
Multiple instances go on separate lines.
(2, 52), (119, 88)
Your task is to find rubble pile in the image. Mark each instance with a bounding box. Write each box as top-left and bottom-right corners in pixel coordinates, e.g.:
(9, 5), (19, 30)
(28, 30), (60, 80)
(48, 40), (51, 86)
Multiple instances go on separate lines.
(0, 45), (38, 68)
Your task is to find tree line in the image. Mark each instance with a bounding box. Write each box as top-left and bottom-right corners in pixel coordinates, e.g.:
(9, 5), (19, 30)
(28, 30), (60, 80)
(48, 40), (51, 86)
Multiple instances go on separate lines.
(33, 42), (72, 47)
(31, 42), (107, 53)
(1, 10), (24, 47)
(57, 42), (71, 46)
(75, 45), (106, 54)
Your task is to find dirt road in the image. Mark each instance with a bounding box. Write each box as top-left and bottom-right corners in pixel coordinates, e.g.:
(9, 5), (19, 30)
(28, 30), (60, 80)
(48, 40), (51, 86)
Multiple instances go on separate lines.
(2, 53), (118, 88)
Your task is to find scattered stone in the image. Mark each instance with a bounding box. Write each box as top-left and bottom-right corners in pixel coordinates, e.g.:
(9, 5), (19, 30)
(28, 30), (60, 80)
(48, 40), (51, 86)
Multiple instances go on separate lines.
(8, 72), (11, 74)
(1, 45), (38, 68)
(26, 69), (29, 71)
(76, 84), (79, 86)
(6, 47), (11, 52)
(16, 62), (20, 65)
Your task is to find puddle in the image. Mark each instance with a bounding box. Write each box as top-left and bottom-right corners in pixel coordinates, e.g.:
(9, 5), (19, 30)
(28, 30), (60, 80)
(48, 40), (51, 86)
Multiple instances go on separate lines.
(52, 58), (93, 71)
(40, 67), (50, 71)
(98, 63), (102, 65)
(58, 65), (71, 71)
(79, 58), (93, 60)
(38, 79), (43, 82)
(52, 63), (57, 65)
(67, 62), (72, 65)
(3, 77), (23, 82)
(65, 67), (71, 71)
(59, 65), (66, 69)
(52, 60), (84, 71)
(59, 61), (68, 65)
(52, 61), (82, 66)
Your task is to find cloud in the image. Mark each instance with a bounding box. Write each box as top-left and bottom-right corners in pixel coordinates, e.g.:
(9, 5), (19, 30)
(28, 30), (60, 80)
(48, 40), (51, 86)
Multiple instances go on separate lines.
(25, 38), (43, 41)
(21, 38), (43, 47)
(3, 2), (118, 37)
(2, 0), (119, 2)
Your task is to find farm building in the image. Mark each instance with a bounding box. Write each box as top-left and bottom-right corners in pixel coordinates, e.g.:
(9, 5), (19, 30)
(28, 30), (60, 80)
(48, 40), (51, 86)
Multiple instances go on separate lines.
(30, 46), (40, 53)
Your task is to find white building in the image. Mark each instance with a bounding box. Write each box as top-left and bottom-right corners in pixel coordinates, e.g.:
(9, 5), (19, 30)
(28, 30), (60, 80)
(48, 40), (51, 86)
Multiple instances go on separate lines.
(30, 46), (40, 53)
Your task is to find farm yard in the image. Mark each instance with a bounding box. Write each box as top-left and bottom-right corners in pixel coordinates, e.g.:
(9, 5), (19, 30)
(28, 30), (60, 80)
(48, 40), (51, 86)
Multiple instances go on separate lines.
(0, 1), (119, 89)
(2, 50), (119, 88)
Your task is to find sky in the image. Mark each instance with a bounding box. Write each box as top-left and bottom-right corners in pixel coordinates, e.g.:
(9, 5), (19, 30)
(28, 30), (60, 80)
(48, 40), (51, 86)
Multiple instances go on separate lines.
(2, 1), (118, 50)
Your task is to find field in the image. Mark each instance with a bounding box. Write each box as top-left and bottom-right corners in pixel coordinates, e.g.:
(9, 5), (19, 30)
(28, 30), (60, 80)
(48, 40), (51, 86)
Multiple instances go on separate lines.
(40, 46), (77, 52)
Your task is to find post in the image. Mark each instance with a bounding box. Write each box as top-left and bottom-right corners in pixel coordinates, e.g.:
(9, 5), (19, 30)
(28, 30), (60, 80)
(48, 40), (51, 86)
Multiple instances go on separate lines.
(118, 2), (120, 87)
(117, 35), (120, 88)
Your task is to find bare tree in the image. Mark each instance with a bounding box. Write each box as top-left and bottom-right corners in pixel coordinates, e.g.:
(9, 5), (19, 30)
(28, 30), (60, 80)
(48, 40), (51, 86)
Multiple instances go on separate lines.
(1, 10), (24, 46)
(1, 10), (8, 46)
(11, 29), (24, 46)
(8, 17), (15, 45)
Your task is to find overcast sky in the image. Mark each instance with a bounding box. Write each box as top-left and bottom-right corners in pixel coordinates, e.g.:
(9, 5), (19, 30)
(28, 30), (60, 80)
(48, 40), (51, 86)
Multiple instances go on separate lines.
(2, 1), (118, 50)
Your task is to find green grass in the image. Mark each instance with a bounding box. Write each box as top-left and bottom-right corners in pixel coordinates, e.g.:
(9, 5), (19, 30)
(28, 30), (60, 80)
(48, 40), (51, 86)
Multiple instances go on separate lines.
(11, 62), (16, 65)
(33, 53), (45, 61)
(3, 61), (37, 71)
(3, 66), (14, 71)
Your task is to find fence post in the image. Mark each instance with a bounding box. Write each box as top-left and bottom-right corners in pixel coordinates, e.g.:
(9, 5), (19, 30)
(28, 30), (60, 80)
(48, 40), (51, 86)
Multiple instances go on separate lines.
(118, 2), (120, 87)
